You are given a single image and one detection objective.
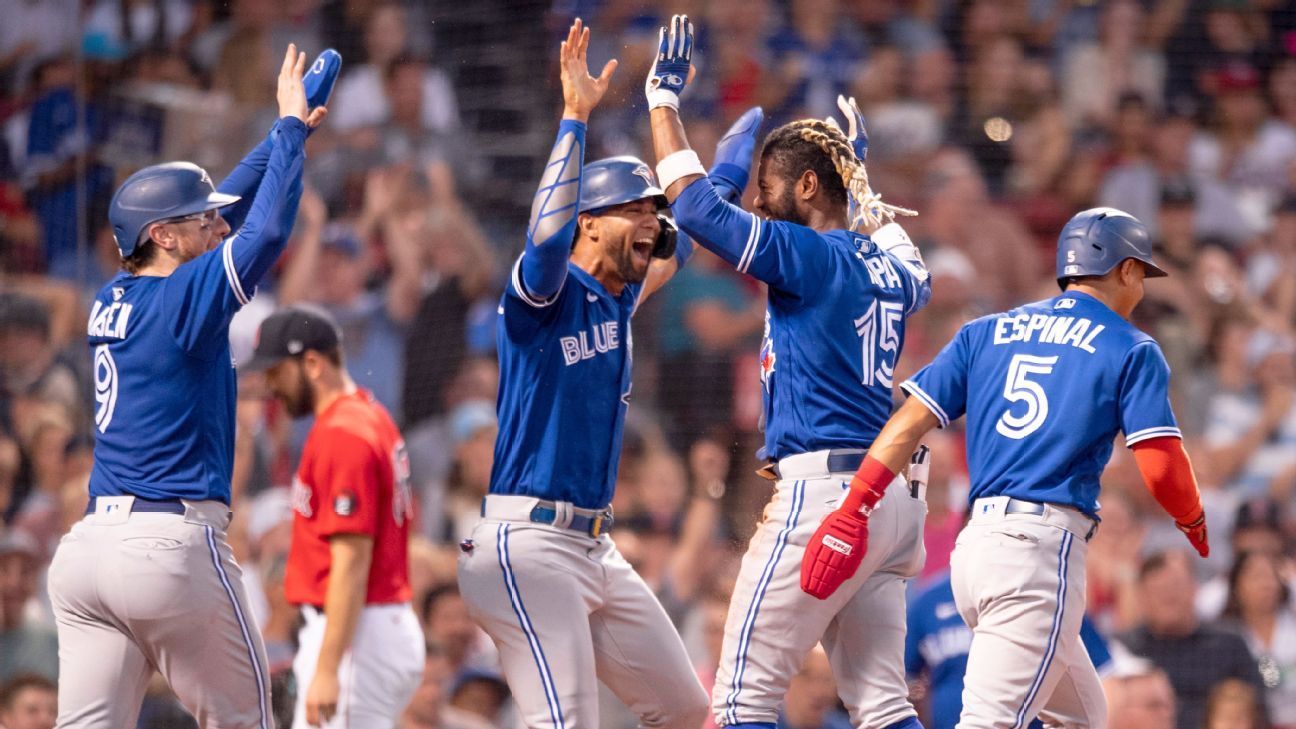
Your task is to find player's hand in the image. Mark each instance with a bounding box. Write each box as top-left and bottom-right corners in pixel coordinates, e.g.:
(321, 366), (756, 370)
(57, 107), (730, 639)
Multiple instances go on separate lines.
(710, 106), (764, 204)
(645, 14), (693, 111)
(801, 508), (869, 600)
(825, 95), (869, 162)
(1176, 511), (1210, 558)
(560, 18), (618, 122)
(276, 43), (309, 123)
(304, 669), (341, 727)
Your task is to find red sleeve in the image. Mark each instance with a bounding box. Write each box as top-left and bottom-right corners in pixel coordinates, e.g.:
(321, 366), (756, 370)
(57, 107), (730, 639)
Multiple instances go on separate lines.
(1131, 436), (1204, 524)
(310, 429), (381, 538)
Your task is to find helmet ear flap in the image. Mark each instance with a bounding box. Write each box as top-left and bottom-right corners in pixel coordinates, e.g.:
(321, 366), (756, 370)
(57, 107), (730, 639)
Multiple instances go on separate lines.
(652, 215), (678, 260)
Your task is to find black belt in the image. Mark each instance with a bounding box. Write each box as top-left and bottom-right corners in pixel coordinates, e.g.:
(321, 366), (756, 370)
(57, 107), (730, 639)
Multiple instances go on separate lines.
(85, 496), (186, 516)
(1003, 497), (1099, 541)
(769, 450), (867, 480)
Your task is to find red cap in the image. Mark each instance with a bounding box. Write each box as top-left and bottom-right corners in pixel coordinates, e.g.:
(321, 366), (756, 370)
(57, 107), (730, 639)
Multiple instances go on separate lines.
(1216, 62), (1261, 92)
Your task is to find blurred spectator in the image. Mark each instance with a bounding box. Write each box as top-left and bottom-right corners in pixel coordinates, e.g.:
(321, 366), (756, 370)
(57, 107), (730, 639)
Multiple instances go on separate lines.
(0, 674), (55, 729)
(0, 292), (84, 436)
(656, 249), (762, 451)
(1099, 103), (1249, 246)
(1103, 659), (1176, 729)
(447, 670), (511, 728)
(1221, 550), (1296, 727)
(1060, 0), (1165, 128)
(1120, 550), (1267, 729)
(777, 645), (850, 729)
(277, 183), (422, 417)
(1190, 61), (1296, 238)
(399, 642), (494, 729)
(21, 56), (114, 281)
(328, 2), (458, 137)
(1247, 196), (1296, 325)
(0, 529), (56, 683)
(1201, 325), (1296, 497)
(764, 0), (864, 123)
(1203, 678), (1266, 729)
(0, 0), (77, 95)
(433, 400), (497, 544)
(1199, 498), (1295, 617)
(420, 584), (492, 677)
(82, 0), (194, 60)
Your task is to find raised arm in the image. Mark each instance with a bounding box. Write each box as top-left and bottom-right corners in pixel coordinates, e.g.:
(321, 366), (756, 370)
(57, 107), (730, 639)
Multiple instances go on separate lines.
(515, 19), (617, 305)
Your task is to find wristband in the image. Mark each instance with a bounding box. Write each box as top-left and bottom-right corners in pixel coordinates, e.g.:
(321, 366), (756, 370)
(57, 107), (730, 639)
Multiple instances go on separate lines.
(655, 150), (706, 192)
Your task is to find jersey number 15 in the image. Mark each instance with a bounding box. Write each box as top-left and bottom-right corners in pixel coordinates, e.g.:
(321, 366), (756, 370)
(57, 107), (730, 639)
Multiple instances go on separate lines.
(855, 301), (904, 387)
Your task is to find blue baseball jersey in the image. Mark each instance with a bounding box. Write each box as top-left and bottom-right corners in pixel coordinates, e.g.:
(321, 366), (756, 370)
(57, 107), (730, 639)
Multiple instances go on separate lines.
(903, 291), (1180, 517)
(488, 119), (649, 510)
(669, 178), (931, 459)
(905, 572), (1113, 729)
(490, 263), (640, 510)
(87, 118), (307, 505)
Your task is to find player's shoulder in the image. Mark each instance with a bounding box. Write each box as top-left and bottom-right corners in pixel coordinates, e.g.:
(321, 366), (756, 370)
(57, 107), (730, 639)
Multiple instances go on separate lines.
(312, 393), (390, 449)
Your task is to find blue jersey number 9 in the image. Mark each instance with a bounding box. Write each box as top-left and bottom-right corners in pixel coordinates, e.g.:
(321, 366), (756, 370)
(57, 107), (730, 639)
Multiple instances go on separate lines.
(996, 354), (1059, 439)
(855, 300), (904, 387)
(94, 344), (119, 433)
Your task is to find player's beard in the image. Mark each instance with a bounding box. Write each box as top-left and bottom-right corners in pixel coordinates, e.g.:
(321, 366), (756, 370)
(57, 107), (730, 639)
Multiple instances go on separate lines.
(763, 185), (808, 227)
(613, 239), (650, 285)
(282, 366), (316, 418)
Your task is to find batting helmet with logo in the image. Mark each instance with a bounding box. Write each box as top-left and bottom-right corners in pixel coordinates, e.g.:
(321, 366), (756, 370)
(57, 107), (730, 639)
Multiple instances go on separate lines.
(1055, 207), (1166, 290)
(578, 156), (667, 214)
(109, 162), (241, 257)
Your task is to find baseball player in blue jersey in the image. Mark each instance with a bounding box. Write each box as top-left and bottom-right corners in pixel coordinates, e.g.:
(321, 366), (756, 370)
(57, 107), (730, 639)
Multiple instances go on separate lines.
(645, 16), (932, 729)
(905, 570), (1113, 729)
(46, 45), (336, 729)
(455, 20), (710, 728)
(802, 207), (1212, 729)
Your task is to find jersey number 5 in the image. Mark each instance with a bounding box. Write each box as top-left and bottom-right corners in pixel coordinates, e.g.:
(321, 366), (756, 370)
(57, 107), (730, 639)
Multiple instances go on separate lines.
(94, 344), (119, 433)
(996, 354), (1059, 440)
(855, 300), (904, 387)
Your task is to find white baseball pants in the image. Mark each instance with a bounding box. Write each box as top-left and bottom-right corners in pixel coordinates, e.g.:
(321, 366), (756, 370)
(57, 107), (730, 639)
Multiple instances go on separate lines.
(713, 452), (927, 727)
(949, 497), (1106, 729)
(457, 495), (709, 729)
(291, 604), (425, 729)
(49, 499), (273, 729)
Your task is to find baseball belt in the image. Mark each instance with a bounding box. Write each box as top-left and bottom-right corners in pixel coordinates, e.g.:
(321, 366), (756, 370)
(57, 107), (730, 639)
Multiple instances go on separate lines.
(84, 496), (186, 516)
(481, 495), (613, 538)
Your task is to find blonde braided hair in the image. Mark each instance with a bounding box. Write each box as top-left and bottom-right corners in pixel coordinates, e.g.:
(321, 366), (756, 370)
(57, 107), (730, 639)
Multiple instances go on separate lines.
(773, 119), (916, 233)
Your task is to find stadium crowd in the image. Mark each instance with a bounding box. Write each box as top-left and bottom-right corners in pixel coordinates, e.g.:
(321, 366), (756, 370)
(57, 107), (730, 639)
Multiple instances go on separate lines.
(0, 0), (1295, 728)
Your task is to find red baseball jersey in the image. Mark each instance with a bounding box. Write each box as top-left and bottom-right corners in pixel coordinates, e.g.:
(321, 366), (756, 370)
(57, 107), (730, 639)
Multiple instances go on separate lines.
(285, 389), (414, 606)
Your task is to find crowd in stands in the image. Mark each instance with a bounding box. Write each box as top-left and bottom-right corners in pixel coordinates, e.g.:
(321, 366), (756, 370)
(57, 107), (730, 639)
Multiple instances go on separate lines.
(1, 1), (1295, 728)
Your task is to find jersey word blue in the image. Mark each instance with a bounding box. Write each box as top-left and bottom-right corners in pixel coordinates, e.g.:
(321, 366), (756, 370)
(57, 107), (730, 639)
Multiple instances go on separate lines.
(88, 118), (307, 504)
(669, 178), (931, 459)
(905, 572), (1112, 729)
(903, 291), (1180, 517)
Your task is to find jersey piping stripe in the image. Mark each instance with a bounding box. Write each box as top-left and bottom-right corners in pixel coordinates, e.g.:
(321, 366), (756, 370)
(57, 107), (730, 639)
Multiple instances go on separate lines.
(901, 381), (950, 428)
(1012, 530), (1073, 729)
(511, 257), (562, 309)
(723, 479), (805, 724)
(222, 239), (251, 306)
(1124, 426), (1183, 446)
(203, 524), (269, 729)
(736, 215), (762, 274)
(497, 523), (565, 728)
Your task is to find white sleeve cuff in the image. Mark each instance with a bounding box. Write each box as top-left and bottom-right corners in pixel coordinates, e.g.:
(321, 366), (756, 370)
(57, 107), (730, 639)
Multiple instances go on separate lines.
(655, 150), (706, 191)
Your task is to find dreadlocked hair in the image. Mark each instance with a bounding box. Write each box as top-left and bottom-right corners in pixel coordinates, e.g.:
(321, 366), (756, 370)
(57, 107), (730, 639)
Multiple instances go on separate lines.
(761, 119), (916, 233)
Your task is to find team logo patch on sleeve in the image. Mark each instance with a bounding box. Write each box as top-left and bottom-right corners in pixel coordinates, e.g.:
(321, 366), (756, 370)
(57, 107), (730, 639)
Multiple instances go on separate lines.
(333, 490), (357, 517)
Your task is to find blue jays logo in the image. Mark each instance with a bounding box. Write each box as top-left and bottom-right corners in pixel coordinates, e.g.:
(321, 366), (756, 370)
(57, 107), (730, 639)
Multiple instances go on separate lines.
(632, 164), (656, 187)
(758, 313), (775, 389)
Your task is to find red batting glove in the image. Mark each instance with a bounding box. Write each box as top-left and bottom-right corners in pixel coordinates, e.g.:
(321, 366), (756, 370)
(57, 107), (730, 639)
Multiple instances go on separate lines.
(1176, 508), (1209, 558)
(801, 483), (884, 600)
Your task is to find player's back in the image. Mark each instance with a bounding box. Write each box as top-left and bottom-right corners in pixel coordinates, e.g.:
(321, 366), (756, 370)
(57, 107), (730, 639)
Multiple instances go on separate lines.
(759, 226), (925, 458)
(904, 291), (1179, 516)
(87, 271), (238, 503)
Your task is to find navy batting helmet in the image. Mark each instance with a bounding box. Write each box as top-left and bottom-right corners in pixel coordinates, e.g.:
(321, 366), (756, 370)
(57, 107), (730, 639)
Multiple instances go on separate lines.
(578, 156), (667, 214)
(1055, 207), (1166, 290)
(109, 162), (240, 257)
